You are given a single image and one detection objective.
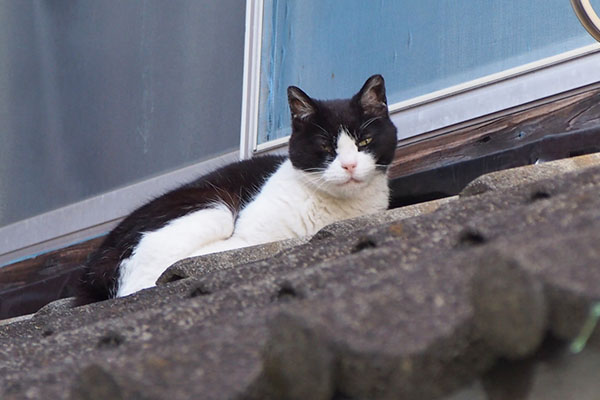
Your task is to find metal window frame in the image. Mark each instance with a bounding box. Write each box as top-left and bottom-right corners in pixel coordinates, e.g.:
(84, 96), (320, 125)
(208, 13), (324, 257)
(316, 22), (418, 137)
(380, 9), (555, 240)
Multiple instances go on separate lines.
(240, 0), (600, 158)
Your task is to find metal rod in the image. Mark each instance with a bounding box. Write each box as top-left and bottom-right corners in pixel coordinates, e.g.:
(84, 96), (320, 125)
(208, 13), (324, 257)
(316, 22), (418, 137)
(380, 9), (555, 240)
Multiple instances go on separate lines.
(571, 0), (600, 42)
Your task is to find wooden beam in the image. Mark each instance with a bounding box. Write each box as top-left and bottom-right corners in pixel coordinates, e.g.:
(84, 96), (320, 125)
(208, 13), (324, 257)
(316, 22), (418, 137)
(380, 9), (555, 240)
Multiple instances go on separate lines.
(390, 86), (600, 179)
(0, 237), (103, 319)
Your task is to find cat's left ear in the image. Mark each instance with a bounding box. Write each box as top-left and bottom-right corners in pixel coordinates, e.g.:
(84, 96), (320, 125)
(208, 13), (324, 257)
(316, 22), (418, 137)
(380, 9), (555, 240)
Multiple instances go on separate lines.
(288, 86), (317, 120)
(355, 74), (388, 117)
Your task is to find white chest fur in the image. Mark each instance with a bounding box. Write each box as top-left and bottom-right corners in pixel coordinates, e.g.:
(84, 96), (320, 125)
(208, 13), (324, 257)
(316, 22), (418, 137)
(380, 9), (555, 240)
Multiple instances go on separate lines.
(232, 160), (388, 243)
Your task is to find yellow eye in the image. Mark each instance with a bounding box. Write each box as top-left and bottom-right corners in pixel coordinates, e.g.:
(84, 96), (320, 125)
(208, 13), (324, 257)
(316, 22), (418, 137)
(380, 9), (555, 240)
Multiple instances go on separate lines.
(322, 144), (333, 153)
(358, 137), (373, 147)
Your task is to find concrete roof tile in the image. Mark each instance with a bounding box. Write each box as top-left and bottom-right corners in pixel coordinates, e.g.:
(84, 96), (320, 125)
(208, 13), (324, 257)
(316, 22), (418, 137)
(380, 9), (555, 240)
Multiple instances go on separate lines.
(2, 154), (600, 399)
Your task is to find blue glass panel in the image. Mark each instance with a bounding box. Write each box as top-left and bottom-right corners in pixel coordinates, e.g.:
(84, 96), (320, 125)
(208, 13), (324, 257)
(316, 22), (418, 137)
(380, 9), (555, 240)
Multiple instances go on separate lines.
(258, 0), (597, 144)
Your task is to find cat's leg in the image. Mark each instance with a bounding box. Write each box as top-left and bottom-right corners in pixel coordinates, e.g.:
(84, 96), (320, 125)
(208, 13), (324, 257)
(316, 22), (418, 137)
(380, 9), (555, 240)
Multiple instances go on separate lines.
(187, 235), (253, 258)
(116, 204), (235, 297)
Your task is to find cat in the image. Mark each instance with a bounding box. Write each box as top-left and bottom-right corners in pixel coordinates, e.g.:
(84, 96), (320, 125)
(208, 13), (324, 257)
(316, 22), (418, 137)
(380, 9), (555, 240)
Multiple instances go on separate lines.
(76, 74), (397, 304)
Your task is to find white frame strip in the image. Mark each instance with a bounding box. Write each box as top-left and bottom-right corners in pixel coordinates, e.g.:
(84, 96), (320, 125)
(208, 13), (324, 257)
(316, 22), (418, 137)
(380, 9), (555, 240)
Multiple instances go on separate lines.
(240, 0), (265, 159)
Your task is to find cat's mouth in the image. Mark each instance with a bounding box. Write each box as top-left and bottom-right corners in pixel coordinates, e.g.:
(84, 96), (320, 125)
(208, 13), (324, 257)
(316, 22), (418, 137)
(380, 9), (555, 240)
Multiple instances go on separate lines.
(340, 177), (363, 185)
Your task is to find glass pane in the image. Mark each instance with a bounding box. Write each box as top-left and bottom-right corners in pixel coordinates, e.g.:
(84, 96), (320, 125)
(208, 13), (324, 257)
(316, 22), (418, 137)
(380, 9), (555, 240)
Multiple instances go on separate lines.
(0, 1), (245, 228)
(258, 0), (598, 144)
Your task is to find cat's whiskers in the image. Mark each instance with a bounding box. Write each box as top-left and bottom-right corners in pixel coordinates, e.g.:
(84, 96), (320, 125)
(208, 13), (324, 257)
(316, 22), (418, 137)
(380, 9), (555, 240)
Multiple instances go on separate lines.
(308, 180), (331, 196)
(310, 122), (329, 136)
(302, 168), (326, 174)
(303, 174), (326, 179)
(359, 116), (382, 131)
(312, 173), (341, 193)
(374, 163), (392, 169)
(301, 173), (331, 195)
(315, 133), (332, 143)
(302, 173), (326, 184)
(303, 166), (326, 171)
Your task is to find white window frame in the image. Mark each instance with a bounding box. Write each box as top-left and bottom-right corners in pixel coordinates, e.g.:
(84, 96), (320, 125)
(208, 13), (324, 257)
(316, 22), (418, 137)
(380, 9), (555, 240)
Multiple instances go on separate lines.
(240, 0), (600, 159)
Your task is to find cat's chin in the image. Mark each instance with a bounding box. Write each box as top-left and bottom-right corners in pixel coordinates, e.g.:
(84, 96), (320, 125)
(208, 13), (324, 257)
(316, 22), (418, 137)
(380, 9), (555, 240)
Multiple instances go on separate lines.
(339, 177), (363, 185)
(318, 177), (372, 199)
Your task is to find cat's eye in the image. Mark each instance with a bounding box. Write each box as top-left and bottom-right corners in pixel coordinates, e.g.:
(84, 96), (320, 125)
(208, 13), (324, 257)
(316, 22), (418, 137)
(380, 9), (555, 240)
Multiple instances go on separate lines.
(322, 144), (333, 153)
(358, 137), (373, 147)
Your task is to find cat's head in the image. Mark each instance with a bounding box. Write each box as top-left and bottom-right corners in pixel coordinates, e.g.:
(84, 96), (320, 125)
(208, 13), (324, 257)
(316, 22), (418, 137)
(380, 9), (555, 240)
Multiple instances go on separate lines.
(287, 74), (397, 198)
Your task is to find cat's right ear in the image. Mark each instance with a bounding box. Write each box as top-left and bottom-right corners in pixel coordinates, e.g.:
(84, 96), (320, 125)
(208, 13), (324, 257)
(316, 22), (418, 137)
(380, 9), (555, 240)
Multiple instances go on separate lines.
(356, 74), (388, 117)
(288, 86), (316, 120)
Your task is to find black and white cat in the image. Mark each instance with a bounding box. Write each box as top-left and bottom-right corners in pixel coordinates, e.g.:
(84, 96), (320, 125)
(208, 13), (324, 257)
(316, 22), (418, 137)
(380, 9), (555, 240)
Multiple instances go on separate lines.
(77, 75), (397, 303)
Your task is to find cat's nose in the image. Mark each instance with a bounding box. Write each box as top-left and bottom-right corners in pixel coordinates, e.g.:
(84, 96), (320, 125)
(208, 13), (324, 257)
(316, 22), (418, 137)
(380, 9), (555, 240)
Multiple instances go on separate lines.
(341, 161), (357, 174)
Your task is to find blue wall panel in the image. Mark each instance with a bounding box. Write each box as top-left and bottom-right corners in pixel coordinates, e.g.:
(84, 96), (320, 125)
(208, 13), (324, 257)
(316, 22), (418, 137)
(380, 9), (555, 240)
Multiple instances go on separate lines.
(258, 0), (597, 143)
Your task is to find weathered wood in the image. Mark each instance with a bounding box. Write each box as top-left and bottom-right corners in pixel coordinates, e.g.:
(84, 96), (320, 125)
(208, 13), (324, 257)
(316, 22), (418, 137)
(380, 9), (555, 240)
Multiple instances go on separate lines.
(0, 237), (102, 290)
(389, 87), (600, 179)
(389, 126), (600, 208)
(0, 237), (103, 319)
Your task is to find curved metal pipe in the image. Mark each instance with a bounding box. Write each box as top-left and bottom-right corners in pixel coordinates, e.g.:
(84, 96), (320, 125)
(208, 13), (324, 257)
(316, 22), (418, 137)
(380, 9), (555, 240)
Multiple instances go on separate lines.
(571, 0), (600, 42)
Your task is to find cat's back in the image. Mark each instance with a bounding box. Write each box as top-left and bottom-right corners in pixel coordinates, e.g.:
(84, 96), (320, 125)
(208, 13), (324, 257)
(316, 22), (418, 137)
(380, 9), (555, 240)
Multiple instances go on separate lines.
(189, 154), (287, 192)
(112, 154), (288, 246)
(77, 154), (287, 303)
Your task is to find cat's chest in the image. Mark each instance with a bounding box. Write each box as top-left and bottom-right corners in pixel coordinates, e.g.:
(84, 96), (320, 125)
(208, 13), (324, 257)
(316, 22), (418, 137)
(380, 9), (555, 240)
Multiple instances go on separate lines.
(234, 162), (389, 241)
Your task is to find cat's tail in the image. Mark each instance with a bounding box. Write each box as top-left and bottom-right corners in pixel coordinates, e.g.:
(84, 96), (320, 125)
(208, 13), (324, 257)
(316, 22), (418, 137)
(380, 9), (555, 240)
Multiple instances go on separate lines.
(73, 247), (120, 306)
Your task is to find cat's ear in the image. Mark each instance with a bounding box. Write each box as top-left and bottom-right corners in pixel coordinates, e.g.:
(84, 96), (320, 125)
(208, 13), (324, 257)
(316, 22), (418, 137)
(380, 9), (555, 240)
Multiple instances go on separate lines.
(288, 86), (317, 120)
(356, 74), (388, 117)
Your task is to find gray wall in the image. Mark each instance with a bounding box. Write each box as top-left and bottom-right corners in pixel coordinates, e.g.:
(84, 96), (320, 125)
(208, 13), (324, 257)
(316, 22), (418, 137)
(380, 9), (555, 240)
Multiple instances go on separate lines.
(0, 0), (245, 228)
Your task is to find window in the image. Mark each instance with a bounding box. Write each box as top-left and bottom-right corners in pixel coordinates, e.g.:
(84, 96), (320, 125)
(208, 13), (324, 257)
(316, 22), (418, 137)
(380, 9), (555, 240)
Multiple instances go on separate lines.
(0, 1), (245, 265)
(242, 0), (600, 156)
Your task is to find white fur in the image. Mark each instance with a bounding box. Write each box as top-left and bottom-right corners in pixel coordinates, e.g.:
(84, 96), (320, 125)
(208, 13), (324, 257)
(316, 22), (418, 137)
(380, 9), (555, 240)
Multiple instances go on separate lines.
(116, 204), (234, 296)
(116, 131), (389, 297)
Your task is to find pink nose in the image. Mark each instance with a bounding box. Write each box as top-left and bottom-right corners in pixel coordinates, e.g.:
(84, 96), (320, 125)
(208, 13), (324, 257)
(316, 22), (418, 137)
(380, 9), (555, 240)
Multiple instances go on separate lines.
(342, 161), (357, 173)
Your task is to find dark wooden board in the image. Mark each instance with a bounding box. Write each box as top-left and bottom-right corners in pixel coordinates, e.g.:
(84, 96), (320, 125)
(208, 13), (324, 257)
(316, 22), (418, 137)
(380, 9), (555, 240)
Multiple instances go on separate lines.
(0, 237), (103, 319)
(389, 126), (600, 208)
(389, 87), (600, 179)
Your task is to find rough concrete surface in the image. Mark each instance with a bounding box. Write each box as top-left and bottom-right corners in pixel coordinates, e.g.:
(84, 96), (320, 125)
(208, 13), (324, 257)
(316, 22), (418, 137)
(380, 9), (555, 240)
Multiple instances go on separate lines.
(1, 157), (600, 399)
